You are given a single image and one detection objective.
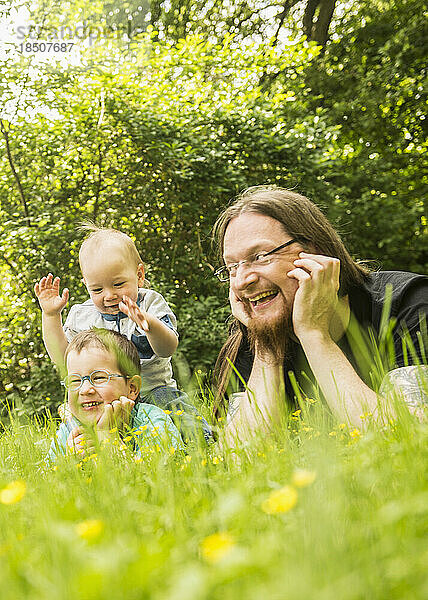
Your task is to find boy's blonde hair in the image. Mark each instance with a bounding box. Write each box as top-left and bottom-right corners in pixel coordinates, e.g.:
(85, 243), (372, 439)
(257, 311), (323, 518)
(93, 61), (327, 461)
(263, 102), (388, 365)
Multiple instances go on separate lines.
(79, 222), (143, 270)
(65, 328), (141, 379)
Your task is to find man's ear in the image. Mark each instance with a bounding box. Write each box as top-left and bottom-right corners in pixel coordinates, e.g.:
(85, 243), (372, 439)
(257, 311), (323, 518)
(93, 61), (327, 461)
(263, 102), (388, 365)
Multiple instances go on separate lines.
(128, 375), (142, 400)
(137, 264), (145, 287)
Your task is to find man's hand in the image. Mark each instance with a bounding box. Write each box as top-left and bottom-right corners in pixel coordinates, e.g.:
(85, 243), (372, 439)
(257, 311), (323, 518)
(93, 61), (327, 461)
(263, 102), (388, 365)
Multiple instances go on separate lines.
(96, 396), (135, 432)
(119, 296), (149, 332)
(66, 426), (96, 456)
(229, 288), (250, 327)
(287, 252), (340, 340)
(34, 273), (69, 316)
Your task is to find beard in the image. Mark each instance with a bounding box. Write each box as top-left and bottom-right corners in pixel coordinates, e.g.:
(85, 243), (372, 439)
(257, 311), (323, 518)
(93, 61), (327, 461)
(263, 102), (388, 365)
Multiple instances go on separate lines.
(246, 296), (293, 362)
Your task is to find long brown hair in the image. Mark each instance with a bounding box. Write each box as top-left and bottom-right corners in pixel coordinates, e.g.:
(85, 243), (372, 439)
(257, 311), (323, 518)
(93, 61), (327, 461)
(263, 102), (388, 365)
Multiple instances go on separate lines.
(212, 186), (369, 418)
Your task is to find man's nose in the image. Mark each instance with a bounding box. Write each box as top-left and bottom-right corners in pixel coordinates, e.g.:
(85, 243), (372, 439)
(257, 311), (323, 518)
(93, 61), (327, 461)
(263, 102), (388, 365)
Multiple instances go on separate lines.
(233, 262), (259, 289)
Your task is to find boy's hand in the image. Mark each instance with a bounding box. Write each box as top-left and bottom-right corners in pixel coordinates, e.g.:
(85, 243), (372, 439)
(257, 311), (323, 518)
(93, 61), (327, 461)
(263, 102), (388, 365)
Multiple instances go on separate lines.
(34, 273), (69, 316)
(119, 296), (149, 332)
(66, 426), (96, 456)
(58, 402), (73, 422)
(96, 396), (135, 432)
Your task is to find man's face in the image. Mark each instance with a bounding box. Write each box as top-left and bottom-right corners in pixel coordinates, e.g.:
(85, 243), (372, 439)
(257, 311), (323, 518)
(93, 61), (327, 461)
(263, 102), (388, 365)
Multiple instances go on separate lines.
(223, 212), (304, 348)
(81, 247), (144, 314)
(66, 345), (140, 426)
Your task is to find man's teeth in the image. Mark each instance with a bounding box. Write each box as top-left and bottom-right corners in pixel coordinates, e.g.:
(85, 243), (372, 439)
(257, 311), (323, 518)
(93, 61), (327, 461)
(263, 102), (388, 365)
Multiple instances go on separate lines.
(82, 402), (100, 408)
(250, 291), (278, 305)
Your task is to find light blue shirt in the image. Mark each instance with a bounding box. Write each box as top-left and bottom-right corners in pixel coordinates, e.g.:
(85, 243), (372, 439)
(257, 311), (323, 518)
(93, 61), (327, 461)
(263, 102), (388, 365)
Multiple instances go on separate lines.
(47, 402), (184, 462)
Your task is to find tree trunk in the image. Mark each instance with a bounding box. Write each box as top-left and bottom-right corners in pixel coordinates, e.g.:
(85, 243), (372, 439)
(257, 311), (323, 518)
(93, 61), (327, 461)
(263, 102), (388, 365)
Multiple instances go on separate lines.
(303, 0), (337, 46)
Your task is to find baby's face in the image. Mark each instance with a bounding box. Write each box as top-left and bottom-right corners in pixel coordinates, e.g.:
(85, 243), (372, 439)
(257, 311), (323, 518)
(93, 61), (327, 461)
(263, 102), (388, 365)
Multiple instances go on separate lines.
(81, 249), (144, 314)
(66, 346), (138, 425)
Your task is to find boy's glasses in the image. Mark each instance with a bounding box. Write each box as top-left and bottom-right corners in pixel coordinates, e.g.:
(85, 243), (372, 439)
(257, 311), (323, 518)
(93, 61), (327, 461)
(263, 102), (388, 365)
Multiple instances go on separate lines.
(214, 239), (299, 282)
(61, 370), (128, 391)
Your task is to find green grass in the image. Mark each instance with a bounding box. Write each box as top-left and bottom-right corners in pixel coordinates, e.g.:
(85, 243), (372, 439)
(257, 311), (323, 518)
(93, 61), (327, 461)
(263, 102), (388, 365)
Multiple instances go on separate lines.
(0, 397), (427, 600)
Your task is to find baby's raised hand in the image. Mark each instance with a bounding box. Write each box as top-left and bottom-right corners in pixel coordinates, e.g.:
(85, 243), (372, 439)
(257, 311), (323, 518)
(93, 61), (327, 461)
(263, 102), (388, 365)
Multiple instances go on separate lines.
(34, 273), (69, 316)
(119, 295), (149, 332)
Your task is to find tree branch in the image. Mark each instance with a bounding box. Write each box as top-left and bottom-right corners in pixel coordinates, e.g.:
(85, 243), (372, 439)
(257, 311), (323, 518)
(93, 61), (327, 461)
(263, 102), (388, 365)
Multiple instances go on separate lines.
(272, 0), (300, 47)
(92, 142), (103, 222)
(0, 120), (31, 226)
(0, 254), (19, 275)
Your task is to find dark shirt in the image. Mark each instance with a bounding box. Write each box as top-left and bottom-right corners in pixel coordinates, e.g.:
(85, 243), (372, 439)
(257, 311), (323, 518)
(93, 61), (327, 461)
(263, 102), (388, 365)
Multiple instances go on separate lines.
(234, 271), (428, 403)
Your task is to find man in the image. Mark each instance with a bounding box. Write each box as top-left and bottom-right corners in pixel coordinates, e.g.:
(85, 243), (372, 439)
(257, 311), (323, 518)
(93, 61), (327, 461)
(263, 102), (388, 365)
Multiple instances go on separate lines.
(212, 186), (427, 439)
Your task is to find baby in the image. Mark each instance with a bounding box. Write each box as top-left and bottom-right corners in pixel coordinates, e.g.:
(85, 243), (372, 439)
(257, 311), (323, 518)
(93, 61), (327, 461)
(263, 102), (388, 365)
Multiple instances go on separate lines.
(48, 328), (184, 461)
(35, 224), (211, 442)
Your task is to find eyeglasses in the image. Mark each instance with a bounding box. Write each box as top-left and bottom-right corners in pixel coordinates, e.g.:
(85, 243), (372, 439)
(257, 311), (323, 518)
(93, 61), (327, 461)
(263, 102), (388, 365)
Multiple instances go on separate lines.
(214, 239), (299, 282)
(61, 369), (128, 391)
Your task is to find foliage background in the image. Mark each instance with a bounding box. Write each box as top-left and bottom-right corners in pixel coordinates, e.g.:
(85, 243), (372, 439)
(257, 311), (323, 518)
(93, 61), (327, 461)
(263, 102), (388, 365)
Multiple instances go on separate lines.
(0, 0), (426, 417)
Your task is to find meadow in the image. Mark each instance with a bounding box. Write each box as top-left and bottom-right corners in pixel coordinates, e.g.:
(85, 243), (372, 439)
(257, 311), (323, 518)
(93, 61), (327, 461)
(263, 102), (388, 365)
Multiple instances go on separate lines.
(1, 397), (427, 600)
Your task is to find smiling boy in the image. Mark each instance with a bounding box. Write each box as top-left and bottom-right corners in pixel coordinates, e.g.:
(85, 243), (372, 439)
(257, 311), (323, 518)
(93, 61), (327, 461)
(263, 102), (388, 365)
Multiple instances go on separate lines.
(48, 328), (183, 461)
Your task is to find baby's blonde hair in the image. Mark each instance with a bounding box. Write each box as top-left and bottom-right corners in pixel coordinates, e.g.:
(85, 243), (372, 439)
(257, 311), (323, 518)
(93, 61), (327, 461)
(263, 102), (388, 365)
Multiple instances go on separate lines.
(78, 222), (143, 270)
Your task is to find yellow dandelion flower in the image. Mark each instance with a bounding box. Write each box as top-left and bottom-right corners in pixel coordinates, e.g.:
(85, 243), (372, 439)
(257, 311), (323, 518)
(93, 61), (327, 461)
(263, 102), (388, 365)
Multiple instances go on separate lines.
(134, 456), (143, 463)
(261, 485), (298, 515)
(123, 436), (132, 442)
(339, 423), (347, 430)
(175, 410), (184, 416)
(109, 427), (118, 434)
(200, 532), (235, 564)
(75, 519), (104, 542)
(329, 431), (337, 436)
(185, 455), (192, 463)
(291, 469), (316, 488)
(150, 428), (159, 437)
(169, 447), (176, 455)
(52, 465), (58, 472)
(292, 409), (301, 416)
(196, 415), (202, 420)
(0, 480), (26, 505)
(305, 397), (317, 404)
(76, 462), (83, 469)
(201, 459), (207, 466)
(350, 428), (361, 438)
(163, 410), (172, 414)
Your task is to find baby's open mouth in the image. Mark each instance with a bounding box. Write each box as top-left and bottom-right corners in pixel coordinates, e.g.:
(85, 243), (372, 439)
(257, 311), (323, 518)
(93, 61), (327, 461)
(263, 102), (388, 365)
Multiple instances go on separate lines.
(249, 291), (279, 307)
